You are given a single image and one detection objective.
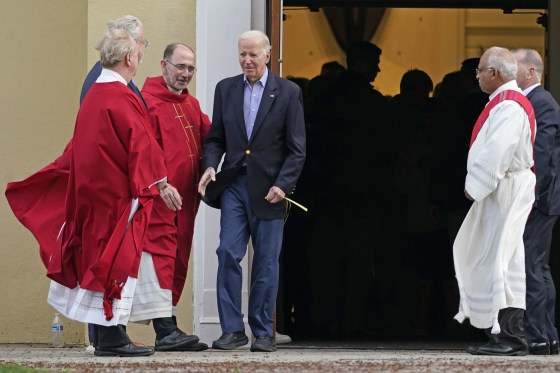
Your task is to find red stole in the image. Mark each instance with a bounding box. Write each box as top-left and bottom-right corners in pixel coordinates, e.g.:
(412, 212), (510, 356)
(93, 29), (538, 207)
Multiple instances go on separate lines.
(470, 90), (536, 149)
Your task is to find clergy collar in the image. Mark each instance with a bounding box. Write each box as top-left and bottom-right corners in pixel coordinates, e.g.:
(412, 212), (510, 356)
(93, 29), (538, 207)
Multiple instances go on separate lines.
(167, 85), (183, 95)
(96, 68), (128, 86)
(488, 80), (520, 101)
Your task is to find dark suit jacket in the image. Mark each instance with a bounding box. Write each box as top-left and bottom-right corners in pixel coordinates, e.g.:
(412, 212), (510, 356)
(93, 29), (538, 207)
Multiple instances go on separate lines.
(203, 70), (306, 220)
(527, 84), (560, 215)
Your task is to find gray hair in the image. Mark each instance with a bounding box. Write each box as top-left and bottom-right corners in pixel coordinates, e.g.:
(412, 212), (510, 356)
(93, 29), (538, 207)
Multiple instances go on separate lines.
(107, 15), (143, 42)
(485, 46), (517, 81)
(99, 29), (137, 68)
(511, 48), (544, 81)
(95, 15), (143, 51)
(239, 30), (271, 54)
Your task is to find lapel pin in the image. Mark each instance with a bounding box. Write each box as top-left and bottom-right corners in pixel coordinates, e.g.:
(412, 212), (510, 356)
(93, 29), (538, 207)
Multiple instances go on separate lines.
(270, 94), (275, 98)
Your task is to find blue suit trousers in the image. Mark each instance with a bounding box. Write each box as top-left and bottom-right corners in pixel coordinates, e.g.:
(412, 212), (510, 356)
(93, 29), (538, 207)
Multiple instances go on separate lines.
(216, 173), (284, 337)
(523, 208), (559, 343)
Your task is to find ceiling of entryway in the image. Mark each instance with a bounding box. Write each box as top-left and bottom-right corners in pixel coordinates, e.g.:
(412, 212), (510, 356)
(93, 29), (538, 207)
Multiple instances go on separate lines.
(283, 0), (547, 11)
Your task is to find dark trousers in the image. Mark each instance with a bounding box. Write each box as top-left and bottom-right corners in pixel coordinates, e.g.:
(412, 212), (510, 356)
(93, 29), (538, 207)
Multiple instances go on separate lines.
(93, 317), (176, 346)
(485, 308), (527, 348)
(88, 323), (95, 343)
(153, 317), (177, 340)
(523, 208), (559, 343)
(94, 324), (131, 348)
(216, 173), (284, 338)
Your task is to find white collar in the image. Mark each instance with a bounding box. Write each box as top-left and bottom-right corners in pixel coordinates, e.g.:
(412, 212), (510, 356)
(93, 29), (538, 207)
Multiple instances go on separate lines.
(96, 69), (128, 86)
(523, 82), (541, 96)
(488, 80), (521, 101)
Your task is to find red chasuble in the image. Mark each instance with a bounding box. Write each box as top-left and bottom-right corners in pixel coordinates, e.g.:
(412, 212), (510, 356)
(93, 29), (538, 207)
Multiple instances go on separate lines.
(48, 82), (166, 319)
(141, 76), (211, 305)
(5, 141), (72, 268)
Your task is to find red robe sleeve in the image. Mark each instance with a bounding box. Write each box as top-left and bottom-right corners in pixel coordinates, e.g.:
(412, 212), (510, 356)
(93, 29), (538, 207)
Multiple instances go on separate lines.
(5, 140), (73, 268)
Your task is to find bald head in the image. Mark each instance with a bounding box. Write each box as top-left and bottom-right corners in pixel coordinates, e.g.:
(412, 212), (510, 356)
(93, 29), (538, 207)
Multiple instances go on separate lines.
(512, 48), (544, 90)
(477, 46), (518, 94)
(485, 47), (518, 80)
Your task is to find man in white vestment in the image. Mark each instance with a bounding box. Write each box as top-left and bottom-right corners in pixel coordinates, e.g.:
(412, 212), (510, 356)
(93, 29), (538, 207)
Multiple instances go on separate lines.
(453, 46), (536, 356)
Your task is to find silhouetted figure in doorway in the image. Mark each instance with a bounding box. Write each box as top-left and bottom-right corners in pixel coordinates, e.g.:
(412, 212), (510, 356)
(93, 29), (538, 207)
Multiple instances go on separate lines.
(306, 41), (388, 339)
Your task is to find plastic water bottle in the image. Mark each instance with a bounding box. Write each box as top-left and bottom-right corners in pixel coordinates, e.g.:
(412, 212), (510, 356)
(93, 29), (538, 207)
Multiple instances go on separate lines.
(51, 313), (64, 348)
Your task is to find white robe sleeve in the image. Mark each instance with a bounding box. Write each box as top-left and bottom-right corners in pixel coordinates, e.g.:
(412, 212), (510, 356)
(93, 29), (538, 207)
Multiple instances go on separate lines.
(465, 101), (527, 201)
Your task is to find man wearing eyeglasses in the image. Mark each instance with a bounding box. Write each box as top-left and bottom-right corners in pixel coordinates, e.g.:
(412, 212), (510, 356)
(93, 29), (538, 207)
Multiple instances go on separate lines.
(453, 46), (536, 356)
(140, 43), (211, 351)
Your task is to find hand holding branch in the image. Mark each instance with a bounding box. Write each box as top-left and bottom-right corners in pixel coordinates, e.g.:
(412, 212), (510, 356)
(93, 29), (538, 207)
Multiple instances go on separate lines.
(265, 186), (285, 204)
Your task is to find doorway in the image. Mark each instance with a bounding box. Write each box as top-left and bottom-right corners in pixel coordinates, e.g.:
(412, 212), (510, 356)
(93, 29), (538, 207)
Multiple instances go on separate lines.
(277, 5), (547, 343)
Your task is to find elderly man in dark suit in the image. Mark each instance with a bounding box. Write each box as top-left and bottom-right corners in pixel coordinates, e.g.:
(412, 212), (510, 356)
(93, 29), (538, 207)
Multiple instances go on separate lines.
(198, 30), (306, 352)
(513, 48), (560, 355)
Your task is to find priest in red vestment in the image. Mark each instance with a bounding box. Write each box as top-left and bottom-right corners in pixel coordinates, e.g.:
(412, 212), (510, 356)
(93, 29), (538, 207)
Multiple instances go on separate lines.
(48, 29), (185, 357)
(7, 17), (203, 354)
(140, 43), (211, 348)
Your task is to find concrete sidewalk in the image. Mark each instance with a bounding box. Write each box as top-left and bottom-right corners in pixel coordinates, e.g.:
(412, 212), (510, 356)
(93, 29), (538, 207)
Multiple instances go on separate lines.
(2, 344), (560, 372)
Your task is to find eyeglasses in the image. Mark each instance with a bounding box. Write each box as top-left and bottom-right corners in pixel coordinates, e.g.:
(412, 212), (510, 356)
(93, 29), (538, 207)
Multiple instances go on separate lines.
(475, 67), (495, 74)
(137, 39), (149, 48)
(166, 60), (197, 74)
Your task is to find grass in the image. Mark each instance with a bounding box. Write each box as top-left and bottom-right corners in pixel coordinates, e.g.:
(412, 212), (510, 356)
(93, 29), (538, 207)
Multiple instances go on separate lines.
(0, 363), (71, 373)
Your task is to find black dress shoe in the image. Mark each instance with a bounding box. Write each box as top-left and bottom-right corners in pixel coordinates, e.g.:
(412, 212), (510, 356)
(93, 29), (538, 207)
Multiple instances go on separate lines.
(250, 336), (277, 352)
(174, 342), (209, 352)
(466, 346), (481, 355)
(476, 343), (528, 356)
(212, 331), (248, 350)
(94, 343), (154, 357)
(528, 342), (550, 355)
(155, 329), (199, 351)
(551, 340), (559, 355)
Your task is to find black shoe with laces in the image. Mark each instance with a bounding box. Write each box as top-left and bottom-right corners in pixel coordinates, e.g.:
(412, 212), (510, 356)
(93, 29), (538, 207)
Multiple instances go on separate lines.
(250, 336), (277, 352)
(155, 329), (199, 351)
(212, 331), (249, 350)
(94, 343), (154, 357)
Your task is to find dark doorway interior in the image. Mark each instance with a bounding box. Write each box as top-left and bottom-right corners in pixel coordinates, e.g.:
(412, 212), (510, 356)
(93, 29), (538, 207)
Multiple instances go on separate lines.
(277, 71), (486, 343)
(276, 2), (552, 345)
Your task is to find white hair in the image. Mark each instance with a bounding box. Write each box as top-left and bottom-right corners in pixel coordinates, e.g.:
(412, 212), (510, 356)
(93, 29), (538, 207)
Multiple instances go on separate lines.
(99, 29), (136, 68)
(485, 46), (517, 81)
(239, 30), (271, 53)
(107, 15), (143, 42)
